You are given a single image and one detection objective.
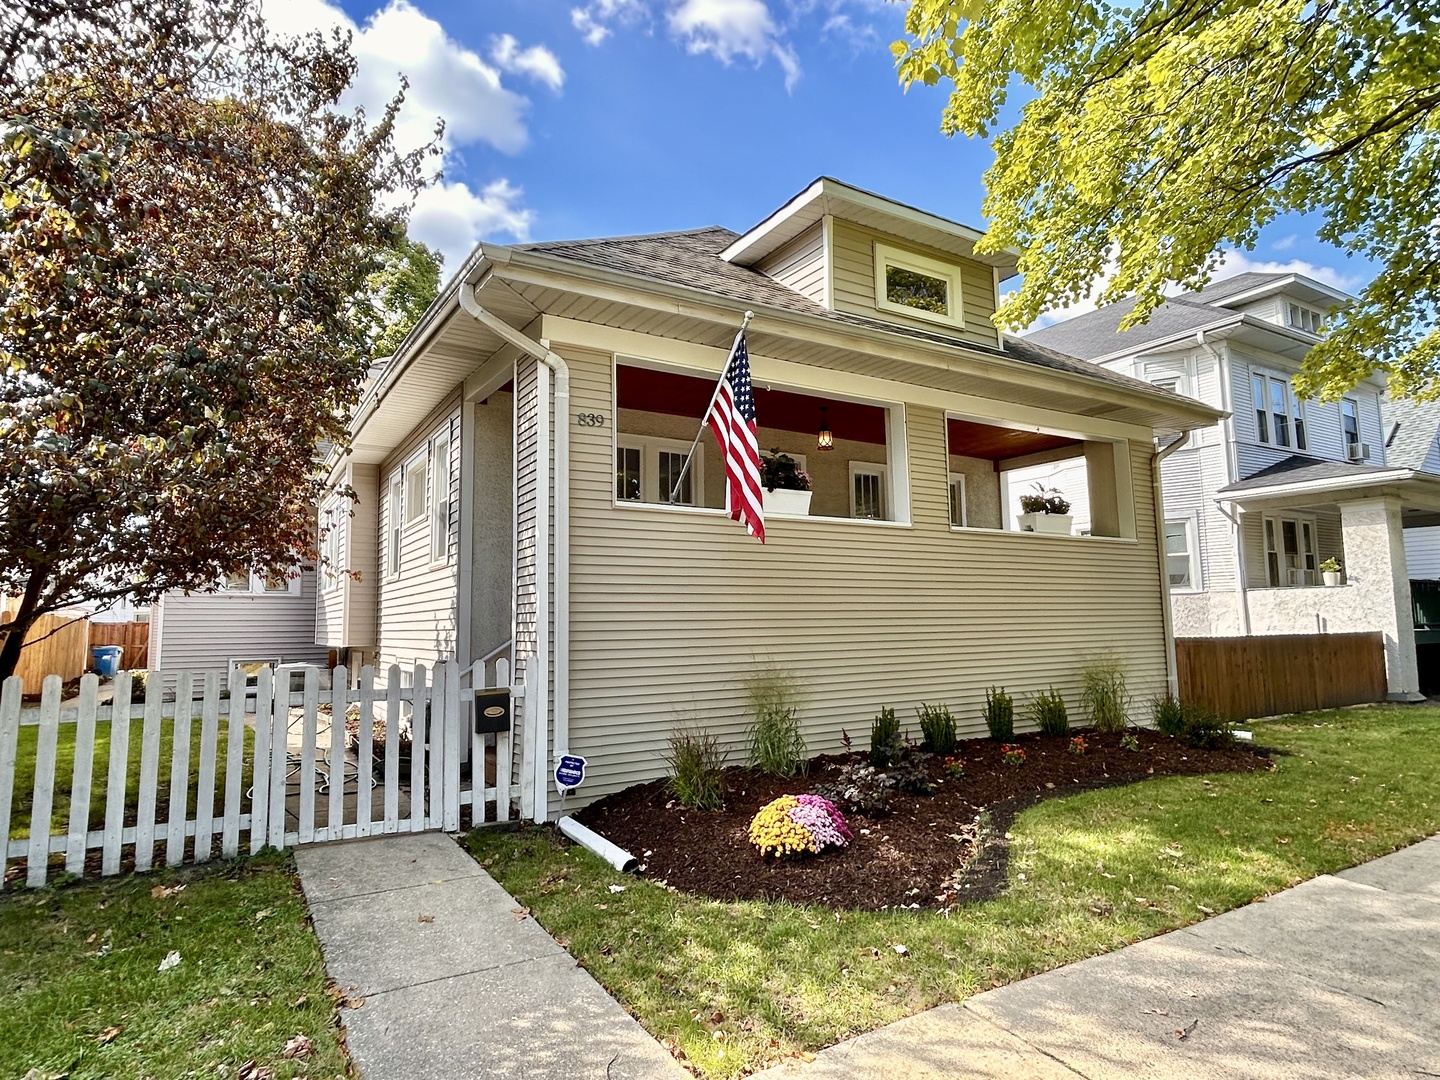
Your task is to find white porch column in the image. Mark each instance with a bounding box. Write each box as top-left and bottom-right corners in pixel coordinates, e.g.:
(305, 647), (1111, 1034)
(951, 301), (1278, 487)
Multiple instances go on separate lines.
(1339, 496), (1422, 701)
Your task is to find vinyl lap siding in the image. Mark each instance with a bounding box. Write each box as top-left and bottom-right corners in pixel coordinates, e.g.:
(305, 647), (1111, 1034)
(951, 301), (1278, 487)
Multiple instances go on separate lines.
(376, 399), (461, 674)
(829, 219), (1000, 349)
(156, 572), (327, 676)
(559, 345), (1168, 809)
(754, 222), (826, 305)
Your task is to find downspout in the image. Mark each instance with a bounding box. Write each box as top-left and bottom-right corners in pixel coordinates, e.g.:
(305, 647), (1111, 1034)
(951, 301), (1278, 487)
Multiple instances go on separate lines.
(1196, 330), (1251, 635)
(457, 280), (570, 825)
(1155, 431), (1191, 697)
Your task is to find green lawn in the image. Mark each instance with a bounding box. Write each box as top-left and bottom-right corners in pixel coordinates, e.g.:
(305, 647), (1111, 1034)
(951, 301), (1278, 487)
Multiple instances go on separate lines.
(466, 705), (1440, 1078)
(9, 717), (255, 842)
(0, 854), (346, 1079)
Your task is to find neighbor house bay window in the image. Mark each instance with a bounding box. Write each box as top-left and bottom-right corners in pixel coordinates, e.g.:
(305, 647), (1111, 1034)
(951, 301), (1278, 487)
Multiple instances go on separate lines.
(1264, 515), (1319, 586)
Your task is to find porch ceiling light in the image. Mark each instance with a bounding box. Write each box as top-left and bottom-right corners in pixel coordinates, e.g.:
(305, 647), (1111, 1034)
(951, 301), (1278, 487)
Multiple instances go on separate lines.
(817, 406), (834, 451)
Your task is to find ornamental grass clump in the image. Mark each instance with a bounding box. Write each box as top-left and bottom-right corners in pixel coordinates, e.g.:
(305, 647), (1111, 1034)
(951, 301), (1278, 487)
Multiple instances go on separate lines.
(916, 702), (957, 754)
(1027, 688), (1069, 736)
(745, 667), (808, 777)
(748, 794), (853, 858)
(983, 686), (1014, 741)
(662, 726), (725, 811)
(1081, 658), (1131, 733)
(1150, 693), (1187, 737)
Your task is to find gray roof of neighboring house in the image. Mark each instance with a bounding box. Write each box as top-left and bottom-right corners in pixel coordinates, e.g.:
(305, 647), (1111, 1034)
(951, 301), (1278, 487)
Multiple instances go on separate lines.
(1024, 272), (1302, 361)
(514, 227), (1176, 399)
(1216, 454), (1398, 493)
(1380, 397), (1440, 471)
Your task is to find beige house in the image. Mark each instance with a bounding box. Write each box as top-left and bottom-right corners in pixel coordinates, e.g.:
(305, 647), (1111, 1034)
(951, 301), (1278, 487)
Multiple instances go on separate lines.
(317, 178), (1220, 820)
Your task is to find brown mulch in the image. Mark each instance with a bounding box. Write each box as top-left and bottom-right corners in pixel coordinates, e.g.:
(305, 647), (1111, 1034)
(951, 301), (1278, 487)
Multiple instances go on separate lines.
(575, 729), (1271, 911)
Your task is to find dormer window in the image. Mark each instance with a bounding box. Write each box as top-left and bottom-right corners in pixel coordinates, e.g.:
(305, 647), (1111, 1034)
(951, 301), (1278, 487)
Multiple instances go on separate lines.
(874, 243), (963, 327)
(1287, 302), (1325, 334)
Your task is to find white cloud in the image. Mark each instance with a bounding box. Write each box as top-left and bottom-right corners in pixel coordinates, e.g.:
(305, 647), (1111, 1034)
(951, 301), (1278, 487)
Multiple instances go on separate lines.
(1210, 250), (1362, 293)
(1270, 234), (1299, 252)
(668, 0), (801, 89)
(409, 180), (534, 274)
(571, 0), (650, 45)
(490, 34), (565, 91)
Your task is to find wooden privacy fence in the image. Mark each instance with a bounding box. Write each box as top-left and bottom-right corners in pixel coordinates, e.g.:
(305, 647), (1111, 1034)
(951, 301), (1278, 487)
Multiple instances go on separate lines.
(88, 621), (150, 670)
(0, 610), (90, 684)
(1176, 633), (1388, 721)
(0, 660), (519, 888)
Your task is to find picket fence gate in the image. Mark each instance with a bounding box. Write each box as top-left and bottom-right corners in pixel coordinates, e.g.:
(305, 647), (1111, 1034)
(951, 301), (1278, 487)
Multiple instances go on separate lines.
(0, 660), (521, 888)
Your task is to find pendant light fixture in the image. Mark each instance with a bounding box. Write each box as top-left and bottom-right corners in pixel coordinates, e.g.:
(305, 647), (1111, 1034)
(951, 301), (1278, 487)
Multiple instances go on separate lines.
(817, 406), (834, 451)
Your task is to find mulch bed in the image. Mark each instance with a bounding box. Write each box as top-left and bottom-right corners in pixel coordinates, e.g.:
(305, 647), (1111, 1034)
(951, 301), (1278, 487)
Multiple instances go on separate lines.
(575, 729), (1271, 911)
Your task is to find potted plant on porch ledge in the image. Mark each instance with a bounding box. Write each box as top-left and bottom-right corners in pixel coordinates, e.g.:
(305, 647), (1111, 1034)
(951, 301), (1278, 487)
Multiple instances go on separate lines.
(1017, 485), (1073, 535)
(1322, 557), (1344, 586)
(761, 449), (813, 516)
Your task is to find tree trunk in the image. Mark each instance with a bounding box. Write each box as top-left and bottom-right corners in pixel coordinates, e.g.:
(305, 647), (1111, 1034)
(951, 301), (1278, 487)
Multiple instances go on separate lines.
(0, 572), (47, 682)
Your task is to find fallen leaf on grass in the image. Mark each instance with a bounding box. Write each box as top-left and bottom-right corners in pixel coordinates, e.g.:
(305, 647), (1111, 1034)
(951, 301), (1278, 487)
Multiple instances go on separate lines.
(1175, 1020), (1198, 1040)
(608, 884), (626, 894)
(96, 1025), (123, 1045)
(891, 944), (909, 957)
(150, 884), (185, 899)
(157, 951), (181, 972)
(237, 1061), (274, 1080)
(283, 1034), (314, 1060)
(418, 914), (435, 924)
(253, 908), (273, 922)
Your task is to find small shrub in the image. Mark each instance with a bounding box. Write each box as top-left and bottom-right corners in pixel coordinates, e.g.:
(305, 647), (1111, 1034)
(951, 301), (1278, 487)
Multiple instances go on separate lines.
(748, 794), (852, 857)
(128, 670), (149, 704)
(870, 706), (903, 767)
(942, 756), (965, 779)
(1000, 744), (1027, 766)
(983, 686), (1014, 741)
(1081, 658), (1131, 733)
(1028, 688), (1069, 737)
(916, 702), (957, 755)
(1150, 693), (1186, 737)
(1068, 735), (1088, 756)
(1119, 732), (1141, 752)
(662, 726), (725, 811)
(745, 667), (807, 777)
(816, 748), (934, 816)
(1181, 706), (1234, 749)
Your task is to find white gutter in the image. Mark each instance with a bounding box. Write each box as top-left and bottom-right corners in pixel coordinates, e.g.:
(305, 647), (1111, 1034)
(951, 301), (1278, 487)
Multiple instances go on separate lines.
(1197, 331), (1251, 635)
(1154, 431), (1190, 696)
(1217, 468), (1421, 503)
(457, 280), (570, 825)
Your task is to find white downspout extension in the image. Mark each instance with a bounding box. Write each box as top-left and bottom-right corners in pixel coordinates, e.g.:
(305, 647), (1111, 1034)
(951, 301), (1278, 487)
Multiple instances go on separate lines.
(1155, 431), (1191, 697)
(457, 281), (570, 824)
(1197, 330), (1251, 635)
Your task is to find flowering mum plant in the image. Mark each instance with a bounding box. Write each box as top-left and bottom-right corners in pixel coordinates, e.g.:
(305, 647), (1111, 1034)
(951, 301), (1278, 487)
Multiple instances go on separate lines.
(748, 793), (853, 858)
(1000, 744), (1027, 767)
(1068, 735), (1088, 756)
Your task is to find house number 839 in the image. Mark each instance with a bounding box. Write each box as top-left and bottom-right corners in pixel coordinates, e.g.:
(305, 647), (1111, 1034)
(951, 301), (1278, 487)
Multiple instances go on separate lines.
(575, 412), (606, 427)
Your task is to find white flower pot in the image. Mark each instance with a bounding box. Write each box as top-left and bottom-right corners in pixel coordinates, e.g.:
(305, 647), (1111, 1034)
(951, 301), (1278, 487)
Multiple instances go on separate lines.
(1323, 571), (1343, 587)
(1017, 512), (1074, 535)
(763, 488), (812, 516)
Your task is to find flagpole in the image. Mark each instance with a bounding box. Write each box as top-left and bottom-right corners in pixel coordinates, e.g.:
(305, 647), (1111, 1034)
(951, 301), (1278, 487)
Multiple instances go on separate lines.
(667, 310), (752, 505)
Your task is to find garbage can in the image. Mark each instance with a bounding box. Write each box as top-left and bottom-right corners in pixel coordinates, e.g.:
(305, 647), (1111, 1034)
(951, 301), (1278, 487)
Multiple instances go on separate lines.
(91, 645), (123, 677)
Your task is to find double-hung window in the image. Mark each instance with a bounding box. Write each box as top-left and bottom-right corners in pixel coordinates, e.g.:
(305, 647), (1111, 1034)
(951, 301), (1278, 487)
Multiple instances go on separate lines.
(1253, 371), (1307, 451)
(1164, 519), (1200, 591)
(615, 436), (703, 506)
(404, 453), (427, 526)
(1341, 398), (1361, 450)
(429, 433), (451, 563)
(1264, 515), (1319, 587)
(948, 473), (968, 527)
(850, 463), (886, 520)
(386, 473), (403, 578)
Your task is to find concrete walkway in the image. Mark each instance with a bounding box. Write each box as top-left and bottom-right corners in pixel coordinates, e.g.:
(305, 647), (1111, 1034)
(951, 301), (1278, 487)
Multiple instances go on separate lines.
(757, 836), (1440, 1080)
(293, 832), (685, 1080)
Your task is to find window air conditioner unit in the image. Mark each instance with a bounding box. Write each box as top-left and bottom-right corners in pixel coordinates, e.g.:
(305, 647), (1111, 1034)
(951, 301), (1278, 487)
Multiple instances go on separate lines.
(1348, 442), (1371, 462)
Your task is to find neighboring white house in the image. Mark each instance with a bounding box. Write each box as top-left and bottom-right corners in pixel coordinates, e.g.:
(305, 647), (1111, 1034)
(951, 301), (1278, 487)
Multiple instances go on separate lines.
(147, 568), (329, 678)
(316, 176), (1221, 820)
(1027, 272), (1439, 700)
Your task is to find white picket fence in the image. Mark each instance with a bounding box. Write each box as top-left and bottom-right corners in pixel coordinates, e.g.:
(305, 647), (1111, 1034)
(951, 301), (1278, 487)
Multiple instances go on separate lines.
(0, 660), (519, 888)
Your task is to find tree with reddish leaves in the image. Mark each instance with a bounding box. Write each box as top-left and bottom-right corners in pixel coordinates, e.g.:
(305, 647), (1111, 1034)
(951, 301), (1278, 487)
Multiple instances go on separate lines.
(0, 1), (437, 679)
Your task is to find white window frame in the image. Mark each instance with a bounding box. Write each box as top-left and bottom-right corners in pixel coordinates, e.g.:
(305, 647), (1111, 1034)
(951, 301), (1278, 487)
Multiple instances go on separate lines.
(948, 473), (968, 528)
(403, 451), (427, 527)
(1164, 517), (1201, 593)
(1252, 368), (1307, 452)
(221, 570), (300, 595)
(873, 243), (964, 328)
(321, 503), (343, 593)
(1263, 513), (1320, 587)
(429, 432), (452, 565)
(1286, 302), (1324, 334)
(386, 471), (403, 579)
(1340, 397), (1361, 450)
(614, 435), (706, 506)
(849, 462), (887, 520)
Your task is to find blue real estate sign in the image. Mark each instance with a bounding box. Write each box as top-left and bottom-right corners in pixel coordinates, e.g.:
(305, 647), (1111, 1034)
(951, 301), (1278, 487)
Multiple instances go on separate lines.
(554, 754), (587, 792)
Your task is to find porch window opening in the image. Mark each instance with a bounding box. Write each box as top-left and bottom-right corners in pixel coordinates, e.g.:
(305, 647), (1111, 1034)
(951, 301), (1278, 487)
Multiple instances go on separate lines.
(1265, 514), (1319, 586)
(386, 473), (403, 577)
(614, 362), (900, 522)
(1341, 398), (1360, 449)
(1165, 519), (1199, 590)
(946, 415), (1134, 539)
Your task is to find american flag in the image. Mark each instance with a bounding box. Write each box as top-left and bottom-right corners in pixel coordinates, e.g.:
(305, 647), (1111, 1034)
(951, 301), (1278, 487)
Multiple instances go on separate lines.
(706, 331), (765, 542)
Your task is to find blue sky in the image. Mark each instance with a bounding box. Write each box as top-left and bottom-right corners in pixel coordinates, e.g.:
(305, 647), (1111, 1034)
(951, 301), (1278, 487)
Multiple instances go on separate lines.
(266, 0), (1371, 324)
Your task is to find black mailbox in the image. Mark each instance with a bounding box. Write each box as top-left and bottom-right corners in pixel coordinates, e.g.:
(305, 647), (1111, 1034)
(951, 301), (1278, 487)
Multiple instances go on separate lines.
(474, 689), (511, 734)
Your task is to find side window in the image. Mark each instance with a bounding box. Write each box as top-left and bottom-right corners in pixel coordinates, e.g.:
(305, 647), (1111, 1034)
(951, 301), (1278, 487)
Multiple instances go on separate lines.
(1341, 398), (1360, 449)
(1164, 519), (1199, 590)
(387, 472), (403, 577)
(404, 454), (427, 525)
(429, 433), (451, 563)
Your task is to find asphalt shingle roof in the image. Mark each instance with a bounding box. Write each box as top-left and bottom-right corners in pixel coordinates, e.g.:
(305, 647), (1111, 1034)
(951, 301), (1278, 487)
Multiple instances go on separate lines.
(1171, 272), (1291, 305)
(1380, 397), (1440, 471)
(1217, 454), (1397, 494)
(515, 227), (1177, 400)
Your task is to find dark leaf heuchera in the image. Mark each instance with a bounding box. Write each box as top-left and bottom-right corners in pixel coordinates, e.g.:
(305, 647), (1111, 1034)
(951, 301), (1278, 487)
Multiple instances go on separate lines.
(0, 0), (438, 677)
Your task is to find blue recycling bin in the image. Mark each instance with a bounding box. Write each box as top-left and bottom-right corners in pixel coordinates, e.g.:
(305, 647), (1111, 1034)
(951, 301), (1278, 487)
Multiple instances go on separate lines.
(91, 645), (123, 677)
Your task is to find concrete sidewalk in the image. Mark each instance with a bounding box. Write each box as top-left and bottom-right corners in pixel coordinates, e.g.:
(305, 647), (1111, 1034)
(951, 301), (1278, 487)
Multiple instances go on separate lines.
(757, 835), (1440, 1080)
(294, 832), (685, 1080)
